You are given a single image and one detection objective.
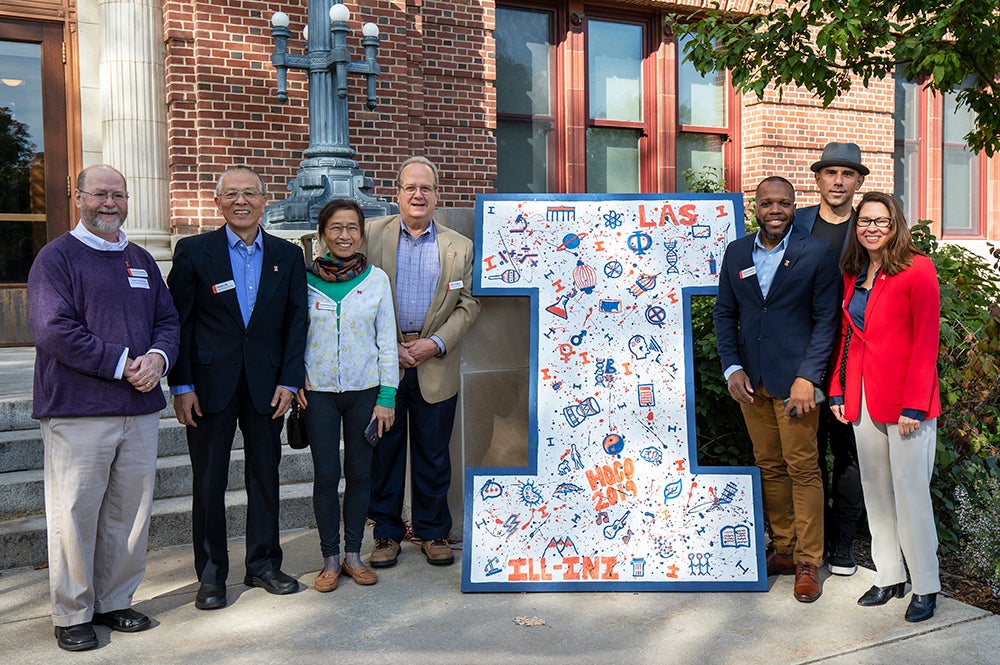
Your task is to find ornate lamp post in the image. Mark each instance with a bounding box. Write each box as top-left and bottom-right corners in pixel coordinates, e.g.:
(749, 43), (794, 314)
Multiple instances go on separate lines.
(265, 1), (396, 230)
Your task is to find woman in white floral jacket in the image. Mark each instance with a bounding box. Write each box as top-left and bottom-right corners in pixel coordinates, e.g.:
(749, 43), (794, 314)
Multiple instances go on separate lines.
(297, 199), (397, 592)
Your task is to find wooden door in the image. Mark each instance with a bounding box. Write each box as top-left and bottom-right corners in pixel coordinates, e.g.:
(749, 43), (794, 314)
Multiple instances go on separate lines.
(0, 18), (69, 345)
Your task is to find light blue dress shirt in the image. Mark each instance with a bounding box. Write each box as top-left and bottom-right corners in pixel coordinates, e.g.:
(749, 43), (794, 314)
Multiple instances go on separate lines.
(172, 225), (295, 397)
(395, 220), (445, 354)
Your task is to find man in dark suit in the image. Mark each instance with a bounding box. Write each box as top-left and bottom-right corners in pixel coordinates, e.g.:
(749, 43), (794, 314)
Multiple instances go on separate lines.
(793, 142), (868, 577)
(714, 176), (840, 602)
(168, 166), (307, 610)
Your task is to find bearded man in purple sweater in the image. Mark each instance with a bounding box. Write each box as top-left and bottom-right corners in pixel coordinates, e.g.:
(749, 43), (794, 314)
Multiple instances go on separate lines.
(28, 165), (180, 651)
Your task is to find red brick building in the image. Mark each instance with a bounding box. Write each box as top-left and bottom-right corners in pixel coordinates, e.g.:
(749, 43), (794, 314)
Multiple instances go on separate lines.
(1, 0), (998, 342)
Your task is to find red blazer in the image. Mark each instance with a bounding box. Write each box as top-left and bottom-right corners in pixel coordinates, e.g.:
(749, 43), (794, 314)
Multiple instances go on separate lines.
(829, 254), (941, 424)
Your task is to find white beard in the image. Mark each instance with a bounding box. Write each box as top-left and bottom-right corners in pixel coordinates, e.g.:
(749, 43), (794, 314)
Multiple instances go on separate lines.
(84, 214), (124, 236)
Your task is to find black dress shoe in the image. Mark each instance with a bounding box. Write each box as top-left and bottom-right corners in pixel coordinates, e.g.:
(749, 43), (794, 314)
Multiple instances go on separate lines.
(244, 569), (300, 595)
(905, 593), (937, 622)
(195, 582), (227, 610)
(92, 608), (151, 632)
(54, 623), (98, 651)
(858, 582), (907, 606)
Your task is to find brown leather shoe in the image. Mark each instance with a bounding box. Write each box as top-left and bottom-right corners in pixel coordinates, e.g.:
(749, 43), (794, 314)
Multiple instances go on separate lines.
(314, 568), (340, 592)
(369, 538), (401, 568)
(793, 562), (822, 602)
(341, 561), (378, 586)
(420, 538), (455, 565)
(765, 550), (795, 576)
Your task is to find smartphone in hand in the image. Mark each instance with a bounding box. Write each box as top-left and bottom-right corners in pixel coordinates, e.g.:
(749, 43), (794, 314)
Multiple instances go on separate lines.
(784, 386), (826, 417)
(363, 418), (381, 447)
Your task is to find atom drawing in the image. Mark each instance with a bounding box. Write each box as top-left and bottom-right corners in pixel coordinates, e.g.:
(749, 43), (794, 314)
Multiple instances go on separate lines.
(603, 210), (624, 229)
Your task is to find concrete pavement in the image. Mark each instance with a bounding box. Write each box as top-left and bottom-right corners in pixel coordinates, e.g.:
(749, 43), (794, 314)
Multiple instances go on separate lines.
(2, 526), (997, 665)
(2, 347), (998, 663)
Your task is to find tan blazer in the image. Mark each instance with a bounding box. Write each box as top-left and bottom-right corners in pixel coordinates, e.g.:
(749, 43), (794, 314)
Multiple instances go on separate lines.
(364, 214), (480, 403)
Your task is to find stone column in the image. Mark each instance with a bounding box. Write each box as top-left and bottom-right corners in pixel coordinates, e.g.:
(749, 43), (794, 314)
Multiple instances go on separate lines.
(99, 0), (172, 260)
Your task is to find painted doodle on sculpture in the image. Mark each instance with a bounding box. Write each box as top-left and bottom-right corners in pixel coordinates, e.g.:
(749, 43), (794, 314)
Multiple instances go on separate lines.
(463, 193), (767, 592)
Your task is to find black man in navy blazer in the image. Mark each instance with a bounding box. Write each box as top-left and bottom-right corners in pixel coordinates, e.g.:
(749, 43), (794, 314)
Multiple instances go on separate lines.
(714, 176), (839, 603)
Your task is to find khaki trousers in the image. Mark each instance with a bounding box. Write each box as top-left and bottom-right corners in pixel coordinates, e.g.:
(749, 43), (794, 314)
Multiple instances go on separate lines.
(854, 385), (940, 594)
(740, 384), (825, 565)
(41, 413), (159, 626)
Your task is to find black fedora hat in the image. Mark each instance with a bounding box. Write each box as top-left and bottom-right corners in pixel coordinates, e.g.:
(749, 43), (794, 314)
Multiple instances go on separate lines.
(810, 142), (869, 176)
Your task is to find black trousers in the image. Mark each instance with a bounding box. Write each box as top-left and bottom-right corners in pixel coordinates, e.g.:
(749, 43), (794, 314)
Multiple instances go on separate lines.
(817, 403), (865, 549)
(186, 373), (283, 584)
(368, 368), (458, 542)
(303, 387), (377, 556)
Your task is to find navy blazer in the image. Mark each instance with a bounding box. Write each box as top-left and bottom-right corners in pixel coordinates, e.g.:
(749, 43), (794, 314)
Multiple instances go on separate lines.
(713, 227), (840, 398)
(167, 226), (308, 415)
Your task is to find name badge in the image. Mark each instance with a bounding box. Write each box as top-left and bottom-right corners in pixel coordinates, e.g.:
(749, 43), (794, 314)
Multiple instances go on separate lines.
(447, 280), (464, 291)
(128, 276), (150, 289)
(212, 280), (236, 294)
(127, 267), (148, 278)
(739, 266), (757, 280)
(315, 301), (337, 311)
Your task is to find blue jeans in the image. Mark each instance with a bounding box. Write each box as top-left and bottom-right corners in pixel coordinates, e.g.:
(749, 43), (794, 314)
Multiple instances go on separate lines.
(303, 387), (377, 556)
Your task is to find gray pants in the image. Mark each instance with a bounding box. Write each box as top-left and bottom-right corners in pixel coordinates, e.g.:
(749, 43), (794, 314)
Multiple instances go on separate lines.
(41, 413), (159, 626)
(854, 386), (940, 595)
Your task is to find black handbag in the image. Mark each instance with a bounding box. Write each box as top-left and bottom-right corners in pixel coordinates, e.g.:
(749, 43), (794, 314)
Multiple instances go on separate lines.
(286, 401), (310, 449)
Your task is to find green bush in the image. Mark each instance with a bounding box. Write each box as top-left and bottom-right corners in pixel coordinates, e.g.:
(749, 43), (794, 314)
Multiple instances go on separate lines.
(691, 294), (754, 467)
(910, 222), (1000, 552)
(955, 478), (1000, 597)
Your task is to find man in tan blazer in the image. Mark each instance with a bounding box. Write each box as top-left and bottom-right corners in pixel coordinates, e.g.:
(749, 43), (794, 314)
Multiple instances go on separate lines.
(364, 156), (480, 567)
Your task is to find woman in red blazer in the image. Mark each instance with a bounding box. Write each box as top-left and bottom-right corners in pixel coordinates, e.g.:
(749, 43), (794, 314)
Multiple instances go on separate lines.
(829, 191), (941, 623)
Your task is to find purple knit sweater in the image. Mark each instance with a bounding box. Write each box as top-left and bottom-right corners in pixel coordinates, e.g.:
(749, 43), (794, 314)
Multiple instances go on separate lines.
(28, 233), (180, 419)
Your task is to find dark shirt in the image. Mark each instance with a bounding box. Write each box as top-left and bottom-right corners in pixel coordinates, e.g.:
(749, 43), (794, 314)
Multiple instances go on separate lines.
(811, 214), (851, 258)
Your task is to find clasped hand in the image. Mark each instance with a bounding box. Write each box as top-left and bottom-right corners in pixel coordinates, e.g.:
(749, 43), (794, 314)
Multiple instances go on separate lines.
(124, 353), (165, 394)
(398, 338), (438, 369)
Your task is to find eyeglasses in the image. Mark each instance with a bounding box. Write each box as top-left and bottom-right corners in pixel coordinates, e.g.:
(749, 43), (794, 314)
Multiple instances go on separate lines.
(399, 185), (436, 197)
(79, 189), (128, 202)
(857, 217), (892, 229)
(327, 224), (362, 236)
(220, 189), (263, 201)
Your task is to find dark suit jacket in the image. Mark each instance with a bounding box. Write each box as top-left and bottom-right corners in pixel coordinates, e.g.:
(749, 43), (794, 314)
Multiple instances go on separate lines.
(793, 204), (856, 259)
(167, 226), (307, 414)
(713, 228), (840, 398)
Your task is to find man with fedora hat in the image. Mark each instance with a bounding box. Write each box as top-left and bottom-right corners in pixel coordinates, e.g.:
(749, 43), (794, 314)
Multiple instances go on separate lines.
(794, 141), (868, 579)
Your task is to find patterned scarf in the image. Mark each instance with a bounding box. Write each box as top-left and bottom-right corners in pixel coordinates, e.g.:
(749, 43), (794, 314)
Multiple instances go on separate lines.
(310, 252), (369, 283)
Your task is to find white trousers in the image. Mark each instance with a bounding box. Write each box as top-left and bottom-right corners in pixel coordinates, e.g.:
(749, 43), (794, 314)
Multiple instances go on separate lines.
(853, 386), (940, 595)
(41, 413), (159, 626)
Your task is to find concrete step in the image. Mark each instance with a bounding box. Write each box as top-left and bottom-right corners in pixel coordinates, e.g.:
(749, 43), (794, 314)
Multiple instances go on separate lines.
(0, 416), (242, 474)
(0, 481), (316, 570)
(0, 445), (314, 521)
(0, 397), (35, 433)
(0, 389), (176, 432)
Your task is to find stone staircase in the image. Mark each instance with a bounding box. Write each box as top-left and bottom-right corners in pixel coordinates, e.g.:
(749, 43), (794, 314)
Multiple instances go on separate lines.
(0, 389), (318, 571)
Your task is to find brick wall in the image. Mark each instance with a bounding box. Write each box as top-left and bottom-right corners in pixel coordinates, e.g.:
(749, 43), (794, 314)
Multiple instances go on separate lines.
(162, 0), (498, 233)
(161, 0), (897, 233)
(741, 76), (895, 205)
